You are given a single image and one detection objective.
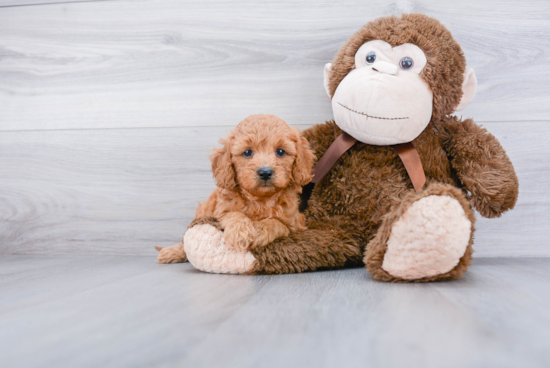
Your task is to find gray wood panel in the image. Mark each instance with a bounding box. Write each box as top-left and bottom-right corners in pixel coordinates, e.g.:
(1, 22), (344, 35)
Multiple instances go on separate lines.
(0, 255), (549, 368)
(1, 121), (547, 257)
(0, 0), (549, 131)
(0, 0), (110, 8)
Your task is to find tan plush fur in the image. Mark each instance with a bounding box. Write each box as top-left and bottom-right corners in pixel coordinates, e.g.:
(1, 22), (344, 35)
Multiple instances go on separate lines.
(178, 14), (519, 282)
(157, 115), (315, 263)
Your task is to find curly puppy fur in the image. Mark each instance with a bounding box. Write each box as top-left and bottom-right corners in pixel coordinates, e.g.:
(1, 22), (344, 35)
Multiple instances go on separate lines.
(157, 115), (315, 263)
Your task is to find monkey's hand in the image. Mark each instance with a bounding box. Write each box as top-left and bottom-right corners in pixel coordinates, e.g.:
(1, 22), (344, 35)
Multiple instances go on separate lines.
(437, 117), (519, 218)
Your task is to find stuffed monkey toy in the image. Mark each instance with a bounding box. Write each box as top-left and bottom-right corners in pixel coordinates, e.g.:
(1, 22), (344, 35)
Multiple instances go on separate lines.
(166, 13), (519, 282)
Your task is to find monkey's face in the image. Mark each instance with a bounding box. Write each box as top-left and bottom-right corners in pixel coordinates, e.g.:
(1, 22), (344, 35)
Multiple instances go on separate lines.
(329, 40), (434, 145)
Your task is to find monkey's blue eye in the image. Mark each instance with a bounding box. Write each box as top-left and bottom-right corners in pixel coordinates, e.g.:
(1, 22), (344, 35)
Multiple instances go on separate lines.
(366, 52), (376, 64)
(400, 57), (414, 70)
(276, 149), (286, 157)
(243, 149), (253, 157)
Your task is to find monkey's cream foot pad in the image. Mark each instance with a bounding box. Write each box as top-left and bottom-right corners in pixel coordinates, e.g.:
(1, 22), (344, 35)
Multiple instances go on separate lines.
(184, 224), (256, 274)
(381, 195), (472, 280)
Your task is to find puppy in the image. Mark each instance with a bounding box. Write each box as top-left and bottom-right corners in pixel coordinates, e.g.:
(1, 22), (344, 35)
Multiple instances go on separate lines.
(156, 114), (315, 263)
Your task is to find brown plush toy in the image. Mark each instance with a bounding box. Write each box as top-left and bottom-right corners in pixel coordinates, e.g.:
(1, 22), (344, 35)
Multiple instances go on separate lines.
(177, 13), (519, 282)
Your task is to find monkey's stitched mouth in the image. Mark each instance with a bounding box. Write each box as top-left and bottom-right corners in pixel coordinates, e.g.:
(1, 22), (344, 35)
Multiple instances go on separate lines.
(338, 102), (409, 120)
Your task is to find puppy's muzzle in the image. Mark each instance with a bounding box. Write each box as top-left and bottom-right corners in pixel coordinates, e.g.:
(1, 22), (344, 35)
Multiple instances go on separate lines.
(257, 167), (274, 181)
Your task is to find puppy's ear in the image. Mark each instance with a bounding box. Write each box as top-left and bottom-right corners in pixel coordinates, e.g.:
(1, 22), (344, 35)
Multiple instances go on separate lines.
(292, 131), (315, 186)
(211, 134), (237, 190)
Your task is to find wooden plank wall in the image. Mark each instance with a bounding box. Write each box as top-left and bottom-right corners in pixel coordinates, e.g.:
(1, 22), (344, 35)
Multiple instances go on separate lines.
(1, 0), (549, 257)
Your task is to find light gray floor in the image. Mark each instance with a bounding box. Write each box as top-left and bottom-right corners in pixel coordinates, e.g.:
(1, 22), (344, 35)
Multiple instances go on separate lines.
(1, 256), (549, 368)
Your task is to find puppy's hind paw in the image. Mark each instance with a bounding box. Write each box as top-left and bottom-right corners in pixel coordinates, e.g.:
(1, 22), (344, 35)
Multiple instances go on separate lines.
(156, 243), (188, 264)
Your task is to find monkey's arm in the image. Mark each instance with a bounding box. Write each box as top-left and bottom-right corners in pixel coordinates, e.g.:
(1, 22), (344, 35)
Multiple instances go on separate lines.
(183, 215), (363, 274)
(437, 117), (519, 218)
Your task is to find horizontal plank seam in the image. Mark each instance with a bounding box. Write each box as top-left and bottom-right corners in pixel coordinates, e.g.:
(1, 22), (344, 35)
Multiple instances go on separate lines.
(0, 120), (547, 133)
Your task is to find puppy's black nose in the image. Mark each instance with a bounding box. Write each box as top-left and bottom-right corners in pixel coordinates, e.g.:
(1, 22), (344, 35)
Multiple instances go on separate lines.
(257, 167), (273, 181)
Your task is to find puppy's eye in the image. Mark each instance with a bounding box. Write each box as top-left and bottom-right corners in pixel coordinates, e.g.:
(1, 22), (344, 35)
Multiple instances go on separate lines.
(243, 149), (253, 157)
(275, 148), (286, 157)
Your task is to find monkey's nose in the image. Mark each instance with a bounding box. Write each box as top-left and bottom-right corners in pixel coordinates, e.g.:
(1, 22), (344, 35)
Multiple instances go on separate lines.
(257, 167), (274, 181)
(371, 61), (398, 75)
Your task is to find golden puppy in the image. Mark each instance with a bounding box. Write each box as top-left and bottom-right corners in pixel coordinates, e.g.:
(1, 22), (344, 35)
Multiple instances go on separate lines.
(156, 114), (315, 263)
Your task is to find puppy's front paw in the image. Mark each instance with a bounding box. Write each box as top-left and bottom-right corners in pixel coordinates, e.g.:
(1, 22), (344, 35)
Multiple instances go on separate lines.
(252, 219), (291, 248)
(223, 224), (255, 252)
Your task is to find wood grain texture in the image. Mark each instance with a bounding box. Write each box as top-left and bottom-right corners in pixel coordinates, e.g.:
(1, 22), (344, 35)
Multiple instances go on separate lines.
(0, 121), (547, 257)
(0, 0), (549, 131)
(0, 256), (549, 368)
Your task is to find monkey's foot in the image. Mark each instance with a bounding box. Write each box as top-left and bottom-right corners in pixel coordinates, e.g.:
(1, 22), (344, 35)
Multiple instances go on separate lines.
(365, 183), (475, 282)
(184, 224), (256, 274)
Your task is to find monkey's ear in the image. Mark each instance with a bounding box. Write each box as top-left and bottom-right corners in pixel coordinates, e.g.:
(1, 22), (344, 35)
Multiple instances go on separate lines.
(323, 63), (333, 98)
(210, 135), (237, 190)
(455, 68), (477, 111)
(292, 133), (316, 186)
